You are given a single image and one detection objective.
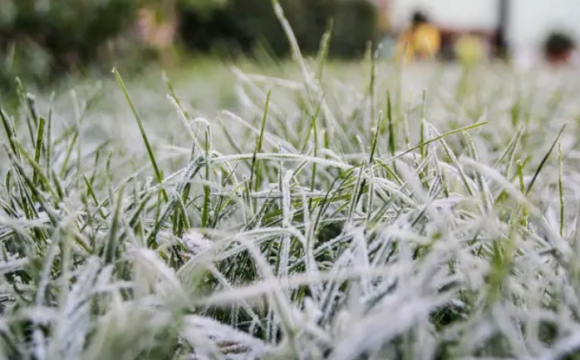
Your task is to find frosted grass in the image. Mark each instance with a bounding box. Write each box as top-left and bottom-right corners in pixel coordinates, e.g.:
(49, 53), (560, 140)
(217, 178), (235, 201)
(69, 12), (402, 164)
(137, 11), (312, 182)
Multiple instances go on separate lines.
(2, 5), (580, 359)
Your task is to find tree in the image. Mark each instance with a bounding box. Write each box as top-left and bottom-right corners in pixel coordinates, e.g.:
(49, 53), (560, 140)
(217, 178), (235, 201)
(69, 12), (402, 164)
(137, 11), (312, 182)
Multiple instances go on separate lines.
(178, 0), (378, 59)
(136, 0), (227, 64)
(0, 0), (136, 87)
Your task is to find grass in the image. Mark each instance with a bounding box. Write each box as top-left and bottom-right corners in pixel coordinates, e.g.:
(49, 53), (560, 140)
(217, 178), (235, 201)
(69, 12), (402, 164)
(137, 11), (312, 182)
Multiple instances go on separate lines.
(2, 9), (580, 360)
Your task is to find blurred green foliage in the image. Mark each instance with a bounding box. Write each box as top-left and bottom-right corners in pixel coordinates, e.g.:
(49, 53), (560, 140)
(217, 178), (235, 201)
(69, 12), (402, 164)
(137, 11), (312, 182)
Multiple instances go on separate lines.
(178, 0), (378, 58)
(179, 0), (228, 14)
(0, 0), (378, 93)
(0, 0), (137, 89)
(137, 0), (226, 21)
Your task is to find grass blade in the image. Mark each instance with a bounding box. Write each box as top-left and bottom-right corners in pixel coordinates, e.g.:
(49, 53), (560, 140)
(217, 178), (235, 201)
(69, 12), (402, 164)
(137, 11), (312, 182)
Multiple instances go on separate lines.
(525, 124), (566, 195)
(113, 68), (168, 202)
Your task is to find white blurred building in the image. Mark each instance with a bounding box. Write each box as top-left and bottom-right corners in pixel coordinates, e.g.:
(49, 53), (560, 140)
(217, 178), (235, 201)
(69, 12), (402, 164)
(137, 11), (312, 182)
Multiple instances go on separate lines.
(386, 0), (580, 54)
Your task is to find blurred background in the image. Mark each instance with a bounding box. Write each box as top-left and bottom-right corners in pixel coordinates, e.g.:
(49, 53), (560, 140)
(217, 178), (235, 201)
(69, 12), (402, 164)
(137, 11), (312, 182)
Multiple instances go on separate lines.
(1, 0), (579, 94)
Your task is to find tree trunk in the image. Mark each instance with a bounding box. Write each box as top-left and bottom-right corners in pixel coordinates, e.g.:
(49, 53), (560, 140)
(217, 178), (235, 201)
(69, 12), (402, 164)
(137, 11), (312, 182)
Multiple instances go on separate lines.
(494, 0), (510, 59)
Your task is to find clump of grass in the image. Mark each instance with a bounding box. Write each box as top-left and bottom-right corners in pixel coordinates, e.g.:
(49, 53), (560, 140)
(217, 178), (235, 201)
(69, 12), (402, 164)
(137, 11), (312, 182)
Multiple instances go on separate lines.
(1, 4), (580, 360)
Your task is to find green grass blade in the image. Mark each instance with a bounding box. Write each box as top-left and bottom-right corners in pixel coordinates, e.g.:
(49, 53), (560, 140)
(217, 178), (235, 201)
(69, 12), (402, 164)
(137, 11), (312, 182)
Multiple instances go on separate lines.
(525, 124), (566, 195)
(249, 90), (271, 193)
(393, 121), (488, 162)
(559, 142), (565, 237)
(1, 109), (19, 159)
(32, 116), (45, 186)
(113, 68), (168, 202)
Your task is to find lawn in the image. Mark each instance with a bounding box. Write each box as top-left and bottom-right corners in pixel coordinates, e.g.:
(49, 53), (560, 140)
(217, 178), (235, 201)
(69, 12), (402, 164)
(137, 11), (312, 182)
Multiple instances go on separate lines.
(2, 26), (580, 359)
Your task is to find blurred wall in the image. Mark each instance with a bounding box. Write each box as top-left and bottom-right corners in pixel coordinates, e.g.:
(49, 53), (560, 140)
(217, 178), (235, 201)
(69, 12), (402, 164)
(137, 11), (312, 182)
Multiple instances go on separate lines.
(510, 0), (580, 50)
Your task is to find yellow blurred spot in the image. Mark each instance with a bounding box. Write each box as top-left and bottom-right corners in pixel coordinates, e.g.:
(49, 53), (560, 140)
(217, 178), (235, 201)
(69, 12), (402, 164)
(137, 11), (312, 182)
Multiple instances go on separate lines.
(455, 34), (486, 65)
(395, 23), (441, 62)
